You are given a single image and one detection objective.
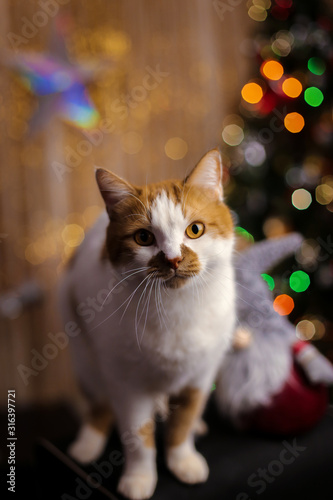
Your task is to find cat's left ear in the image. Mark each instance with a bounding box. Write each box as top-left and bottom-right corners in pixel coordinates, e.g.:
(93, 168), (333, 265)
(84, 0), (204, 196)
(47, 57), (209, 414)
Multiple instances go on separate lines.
(95, 167), (136, 214)
(185, 148), (223, 201)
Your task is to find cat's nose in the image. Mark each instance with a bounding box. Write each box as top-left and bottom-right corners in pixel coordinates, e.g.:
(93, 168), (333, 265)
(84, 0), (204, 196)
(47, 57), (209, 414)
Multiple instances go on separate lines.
(165, 255), (183, 270)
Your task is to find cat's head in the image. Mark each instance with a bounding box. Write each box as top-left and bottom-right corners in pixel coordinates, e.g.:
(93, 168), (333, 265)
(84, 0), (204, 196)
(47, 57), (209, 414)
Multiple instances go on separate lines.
(96, 149), (234, 289)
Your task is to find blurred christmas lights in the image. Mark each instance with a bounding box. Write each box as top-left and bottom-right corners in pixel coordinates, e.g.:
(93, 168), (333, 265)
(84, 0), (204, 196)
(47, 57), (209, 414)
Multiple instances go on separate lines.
(61, 224), (85, 247)
(235, 226), (254, 243)
(296, 319), (315, 340)
(304, 87), (324, 107)
(284, 112), (305, 133)
(244, 141), (266, 166)
(261, 60), (284, 80)
(261, 273), (275, 290)
(241, 82), (264, 104)
(307, 57), (326, 75)
(273, 294), (295, 315)
(222, 124), (244, 146)
(227, 0), (333, 346)
(248, 5), (268, 22)
(289, 270), (311, 292)
(291, 188), (312, 210)
(164, 137), (188, 160)
(282, 77), (302, 98)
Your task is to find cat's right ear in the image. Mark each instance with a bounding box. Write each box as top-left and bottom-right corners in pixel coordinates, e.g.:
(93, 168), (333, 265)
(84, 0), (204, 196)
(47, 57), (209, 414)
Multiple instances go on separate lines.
(95, 167), (136, 214)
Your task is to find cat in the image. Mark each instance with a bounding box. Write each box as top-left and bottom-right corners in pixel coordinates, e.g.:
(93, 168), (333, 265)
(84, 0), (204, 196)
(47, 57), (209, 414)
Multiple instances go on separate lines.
(58, 148), (236, 500)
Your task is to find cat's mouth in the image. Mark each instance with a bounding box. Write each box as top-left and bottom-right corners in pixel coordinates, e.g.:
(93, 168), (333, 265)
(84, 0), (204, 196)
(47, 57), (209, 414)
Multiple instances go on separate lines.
(147, 249), (201, 289)
(149, 270), (192, 289)
(163, 272), (189, 289)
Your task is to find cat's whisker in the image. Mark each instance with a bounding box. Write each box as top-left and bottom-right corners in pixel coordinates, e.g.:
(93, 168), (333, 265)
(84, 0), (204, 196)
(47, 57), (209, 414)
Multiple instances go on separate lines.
(121, 266), (149, 275)
(89, 274), (149, 333)
(135, 273), (154, 341)
(137, 274), (155, 328)
(191, 272), (201, 304)
(119, 274), (152, 326)
(139, 275), (156, 346)
(162, 279), (170, 297)
(101, 268), (149, 307)
(154, 279), (163, 330)
(92, 275), (149, 334)
(157, 278), (168, 324)
(197, 272), (209, 303)
(154, 278), (168, 332)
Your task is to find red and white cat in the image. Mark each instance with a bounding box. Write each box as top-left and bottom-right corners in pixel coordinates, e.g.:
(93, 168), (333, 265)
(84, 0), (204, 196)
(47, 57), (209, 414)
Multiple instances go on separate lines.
(59, 148), (236, 500)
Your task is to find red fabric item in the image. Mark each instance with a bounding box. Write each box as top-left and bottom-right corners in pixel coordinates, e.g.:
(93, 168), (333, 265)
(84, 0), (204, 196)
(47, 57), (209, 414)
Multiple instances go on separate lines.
(250, 361), (328, 435)
(292, 340), (309, 355)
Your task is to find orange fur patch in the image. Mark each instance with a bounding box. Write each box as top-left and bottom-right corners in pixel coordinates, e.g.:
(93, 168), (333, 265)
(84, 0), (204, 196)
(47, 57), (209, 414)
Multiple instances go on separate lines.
(138, 420), (156, 448)
(166, 387), (204, 448)
(88, 404), (113, 434)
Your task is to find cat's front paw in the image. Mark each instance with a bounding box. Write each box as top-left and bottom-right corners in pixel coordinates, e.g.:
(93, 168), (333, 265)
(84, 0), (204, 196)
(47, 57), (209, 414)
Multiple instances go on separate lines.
(167, 448), (209, 484)
(117, 471), (157, 500)
(68, 424), (108, 464)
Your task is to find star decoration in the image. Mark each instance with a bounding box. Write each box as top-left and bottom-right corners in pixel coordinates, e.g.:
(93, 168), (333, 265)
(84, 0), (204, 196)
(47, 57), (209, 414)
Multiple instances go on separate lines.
(1, 16), (108, 135)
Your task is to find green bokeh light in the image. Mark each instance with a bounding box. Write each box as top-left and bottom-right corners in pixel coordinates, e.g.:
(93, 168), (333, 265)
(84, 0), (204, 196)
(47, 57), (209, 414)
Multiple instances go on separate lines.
(261, 273), (275, 291)
(289, 270), (310, 292)
(304, 87), (324, 107)
(307, 57), (326, 76)
(235, 226), (254, 243)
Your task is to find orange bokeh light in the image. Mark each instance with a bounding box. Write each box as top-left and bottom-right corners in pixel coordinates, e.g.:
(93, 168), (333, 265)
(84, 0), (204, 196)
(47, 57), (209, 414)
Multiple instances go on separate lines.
(273, 294), (295, 316)
(241, 82), (263, 104)
(261, 60), (284, 81)
(282, 77), (303, 98)
(284, 112), (305, 133)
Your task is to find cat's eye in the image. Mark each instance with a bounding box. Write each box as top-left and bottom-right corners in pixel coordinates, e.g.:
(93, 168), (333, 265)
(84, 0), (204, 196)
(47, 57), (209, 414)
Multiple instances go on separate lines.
(185, 222), (205, 239)
(134, 229), (155, 246)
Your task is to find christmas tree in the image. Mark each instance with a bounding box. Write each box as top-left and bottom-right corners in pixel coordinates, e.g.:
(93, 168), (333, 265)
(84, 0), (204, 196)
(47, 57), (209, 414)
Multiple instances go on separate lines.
(221, 0), (333, 362)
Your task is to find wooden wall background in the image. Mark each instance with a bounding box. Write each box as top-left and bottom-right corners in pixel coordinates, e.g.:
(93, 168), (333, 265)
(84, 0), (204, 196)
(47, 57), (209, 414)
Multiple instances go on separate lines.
(0, 0), (252, 408)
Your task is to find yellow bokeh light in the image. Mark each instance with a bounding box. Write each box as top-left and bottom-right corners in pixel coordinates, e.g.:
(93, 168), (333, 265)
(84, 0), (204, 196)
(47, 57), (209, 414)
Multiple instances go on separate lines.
(282, 77), (302, 98)
(241, 82), (263, 104)
(248, 5), (267, 22)
(296, 319), (315, 340)
(25, 243), (45, 266)
(315, 184), (333, 205)
(165, 137), (188, 160)
(261, 60), (284, 80)
(222, 124), (244, 146)
(263, 216), (289, 238)
(61, 224), (85, 248)
(284, 112), (305, 133)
